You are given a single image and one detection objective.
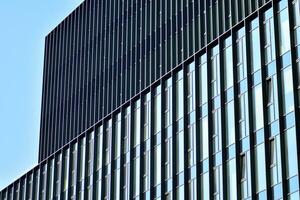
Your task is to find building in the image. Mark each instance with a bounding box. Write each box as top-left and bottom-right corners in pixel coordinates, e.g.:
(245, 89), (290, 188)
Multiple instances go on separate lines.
(1, 0), (300, 199)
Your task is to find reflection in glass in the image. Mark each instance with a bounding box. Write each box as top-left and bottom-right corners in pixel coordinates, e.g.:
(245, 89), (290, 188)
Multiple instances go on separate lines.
(255, 143), (266, 192)
(250, 18), (261, 73)
(285, 128), (298, 178)
(282, 67), (294, 114)
(253, 84), (264, 131)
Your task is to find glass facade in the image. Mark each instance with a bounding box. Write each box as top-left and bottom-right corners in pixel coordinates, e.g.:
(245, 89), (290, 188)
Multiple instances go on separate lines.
(2, 0), (300, 200)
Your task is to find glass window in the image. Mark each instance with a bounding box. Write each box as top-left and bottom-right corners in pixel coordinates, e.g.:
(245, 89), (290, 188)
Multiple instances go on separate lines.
(226, 101), (235, 146)
(96, 126), (103, 170)
(227, 159), (237, 200)
(188, 179), (197, 200)
(201, 172), (210, 200)
(39, 165), (47, 199)
(285, 127), (298, 178)
(278, 1), (291, 55)
(114, 114), (121, 159)
(270, 136), (282, 186)
(188, 123), (196, 167)
(133, 157), (140, 197)
(113, 169), (120, 200)
(48, 159), (54, 199)
(266, 76), (279, 122)
(134, 100), (141, 147)
(239, 92), (249, 138)
(253, 84), (264, 131)
(201, 117), (209, 160)
(282, 67), (295, 114)
(250, 18), (261, 73)
(55, 154), (62, 199)
(124, 107), (131, 153)
(154, 86), (162, 133)
(164, 78), (172, 128)
(263, 8), (276, 64)
(154, 144), (162, 185)
(255, 143), (266, 192)
(293, 0), (300, 28)
(176, 185), (184, 200)
(213, 165), (223, 200)
(176, 131), (184, 173)
(224, 37), (234, 89)
(63, 148), (70, 197)
(70, 143), (77, 198)
(199, 54), (208, 105)
(212, 108), (222, 153)
(293, 0), (300, 46)
(144, 94), (151, 141)
(187, 62), (196, 113)
(176, 70), (184, 120)
(143, 150), (150, 192)
(164, 137), (173, 180)
(105, 120), (112, 165)
(211, 45), (220, 97)
(240, 152), (252, 199)
(236, 28), (247, 81)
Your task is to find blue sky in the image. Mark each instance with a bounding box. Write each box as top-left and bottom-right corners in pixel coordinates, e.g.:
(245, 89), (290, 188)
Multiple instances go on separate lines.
(0, 0), (84, 190)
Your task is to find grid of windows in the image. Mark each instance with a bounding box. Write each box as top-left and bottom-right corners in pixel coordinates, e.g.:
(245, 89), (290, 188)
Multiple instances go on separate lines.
(2, 0), (300, 200)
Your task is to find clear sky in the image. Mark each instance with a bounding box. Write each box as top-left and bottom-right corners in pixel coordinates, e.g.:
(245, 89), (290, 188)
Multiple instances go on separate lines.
(0, 0), (84, 190)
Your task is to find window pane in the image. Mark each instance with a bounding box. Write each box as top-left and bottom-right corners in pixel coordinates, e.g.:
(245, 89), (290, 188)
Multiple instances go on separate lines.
(199, 54), (208, 105)
(282, 67), (294, 114)
(154, 86), (162, 133)
(134, 101), (141, 147)
(226, 101), (235, 146)
(285, 127), (298, 178)
(224, 37), (234, 89)
(201, 117), (209, 160)
(176, 185), (184, 200)
(211, 45), (220, 97)
(176, 131), (184, 173)
(236, 28), (247, 81)
(114, 114), (121, 159)
(239, 92), (249, 138)
(154, 145), (162, 185)
(227, 159), (237, 200)
(253, 84), (264, 131)
(133, 157), (140, 197)
(266, 76), (279, 122)
(278, 3), (291, 55)
(201, 172), (210, 200)
(187, 62), (196, 113)
(144, 94), (151, 141)
(255, 143), (266, 192)
(263, 8), (276, 64)
(250, 18), (261, 73)
(176, 71), (184, 120)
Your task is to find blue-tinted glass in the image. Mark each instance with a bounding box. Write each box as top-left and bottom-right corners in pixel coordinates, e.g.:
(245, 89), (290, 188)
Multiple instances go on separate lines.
(176, 71), (184, 120)
(201, 172), (210, 199)
(282, 67), (294, 114)
(201, 117), (209, 160)
(285, 128), (298, 178)
(199, 54), (208, 105)
(263, 8), (276, 64)
(255, 143), (266, 192)
(237, 28), (247, 81)
(224, 37), (234, 89)
(176, 131), (184, 173)
(250, 18), (261, 73)
(253, 84), (264, 130)
(227, 159), (237, 200)
(226, 101), (235, 146)
(278, 5), (291, 55)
